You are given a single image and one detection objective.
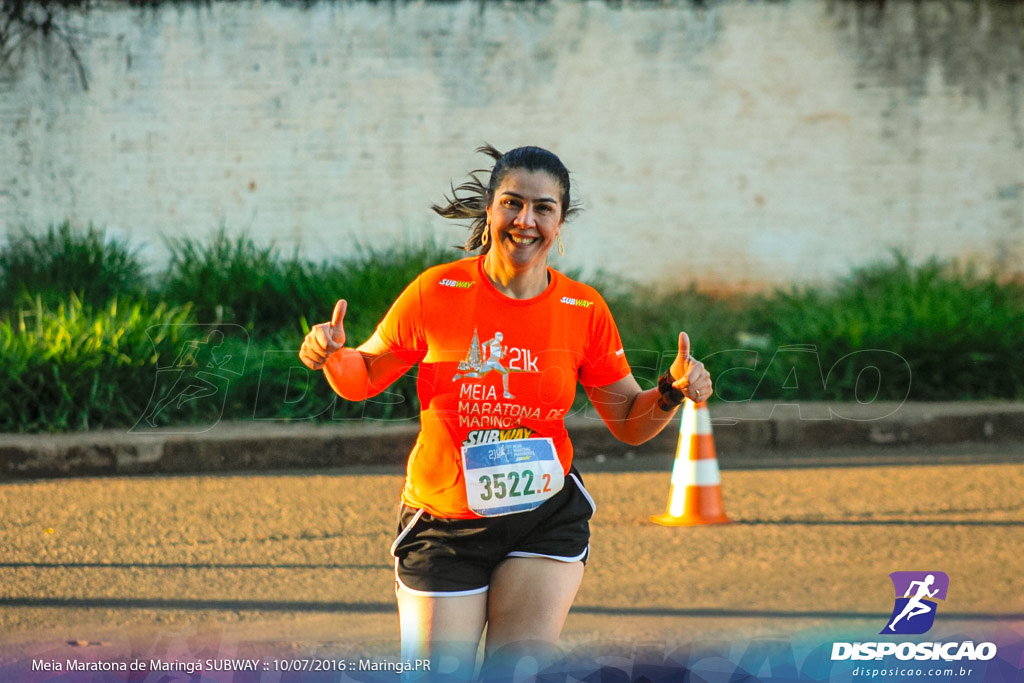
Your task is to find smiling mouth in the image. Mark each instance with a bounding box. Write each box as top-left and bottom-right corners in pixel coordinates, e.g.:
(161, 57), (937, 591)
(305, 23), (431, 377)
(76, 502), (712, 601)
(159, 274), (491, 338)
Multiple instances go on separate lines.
(508, 234), (539, 246)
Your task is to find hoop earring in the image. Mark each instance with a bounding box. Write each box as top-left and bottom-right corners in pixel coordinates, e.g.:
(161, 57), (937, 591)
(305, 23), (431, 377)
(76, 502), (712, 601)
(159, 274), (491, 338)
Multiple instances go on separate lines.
(481, 225), (490, 247)
(557, 234), (565, 257)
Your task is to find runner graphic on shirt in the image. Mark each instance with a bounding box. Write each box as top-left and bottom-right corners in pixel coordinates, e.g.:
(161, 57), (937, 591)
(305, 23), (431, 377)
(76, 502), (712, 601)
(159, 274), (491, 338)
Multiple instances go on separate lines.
(453, 328), (515, 399)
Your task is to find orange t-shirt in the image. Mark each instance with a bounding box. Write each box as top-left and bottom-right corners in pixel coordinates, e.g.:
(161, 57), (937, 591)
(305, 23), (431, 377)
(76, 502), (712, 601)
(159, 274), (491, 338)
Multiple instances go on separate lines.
(359, 256), (631, 518)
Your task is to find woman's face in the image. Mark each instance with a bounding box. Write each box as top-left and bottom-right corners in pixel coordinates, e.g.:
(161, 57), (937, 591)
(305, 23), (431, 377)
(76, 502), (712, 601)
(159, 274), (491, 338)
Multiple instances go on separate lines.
(484, 169), (565, 273)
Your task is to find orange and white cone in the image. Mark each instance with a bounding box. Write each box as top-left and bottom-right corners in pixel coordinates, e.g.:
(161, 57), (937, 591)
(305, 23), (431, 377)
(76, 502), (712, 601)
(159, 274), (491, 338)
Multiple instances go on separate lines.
(651, 399), (731, 526)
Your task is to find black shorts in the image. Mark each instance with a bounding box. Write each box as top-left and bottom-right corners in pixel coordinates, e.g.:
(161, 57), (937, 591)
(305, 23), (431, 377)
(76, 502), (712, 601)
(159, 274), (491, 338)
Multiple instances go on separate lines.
(391, 469), (596, 596)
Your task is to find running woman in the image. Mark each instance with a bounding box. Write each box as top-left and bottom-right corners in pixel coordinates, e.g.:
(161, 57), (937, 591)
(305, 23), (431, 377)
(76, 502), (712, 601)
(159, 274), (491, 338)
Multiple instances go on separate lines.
(299, 145), (713, 679)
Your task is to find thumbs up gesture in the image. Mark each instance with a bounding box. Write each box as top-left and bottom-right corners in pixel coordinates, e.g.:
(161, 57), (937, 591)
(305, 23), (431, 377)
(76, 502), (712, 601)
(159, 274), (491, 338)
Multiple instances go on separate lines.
(668, 332), (713, 403)
(299, 300), (348, 370)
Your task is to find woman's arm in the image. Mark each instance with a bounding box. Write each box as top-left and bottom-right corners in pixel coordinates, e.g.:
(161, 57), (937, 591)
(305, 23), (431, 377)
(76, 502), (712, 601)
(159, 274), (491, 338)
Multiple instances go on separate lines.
(584, 332), (712, 446)
(321, 347), (415, 401)
(299, 299), (415, 401)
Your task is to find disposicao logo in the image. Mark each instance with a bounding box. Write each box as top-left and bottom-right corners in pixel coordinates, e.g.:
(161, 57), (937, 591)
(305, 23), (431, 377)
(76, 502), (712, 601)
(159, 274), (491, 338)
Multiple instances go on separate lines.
(882, 571), (949, 635)
(831, 571), (998, 664)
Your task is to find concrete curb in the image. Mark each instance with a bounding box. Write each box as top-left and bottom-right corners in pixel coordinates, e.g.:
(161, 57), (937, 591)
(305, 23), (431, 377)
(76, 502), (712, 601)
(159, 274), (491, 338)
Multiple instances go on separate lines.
(1, 402), (1023, 479)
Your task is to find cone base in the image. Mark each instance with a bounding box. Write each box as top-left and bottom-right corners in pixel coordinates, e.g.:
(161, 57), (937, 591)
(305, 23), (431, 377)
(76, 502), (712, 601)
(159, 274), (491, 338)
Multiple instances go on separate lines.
(650, 513), (732, 527)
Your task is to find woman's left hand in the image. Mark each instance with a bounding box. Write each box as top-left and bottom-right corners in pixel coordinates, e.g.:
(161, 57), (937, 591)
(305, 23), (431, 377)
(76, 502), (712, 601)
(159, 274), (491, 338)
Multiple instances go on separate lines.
(669, 332), (713, 403)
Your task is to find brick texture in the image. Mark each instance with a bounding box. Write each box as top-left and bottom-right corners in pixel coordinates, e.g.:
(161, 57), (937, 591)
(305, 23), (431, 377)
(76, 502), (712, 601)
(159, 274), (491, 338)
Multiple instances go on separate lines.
(1, 0), (1021, 290)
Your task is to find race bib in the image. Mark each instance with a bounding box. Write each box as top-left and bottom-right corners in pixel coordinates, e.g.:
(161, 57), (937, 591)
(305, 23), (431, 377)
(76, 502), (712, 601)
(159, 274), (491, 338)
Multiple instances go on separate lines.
(461, 437), (565, 517)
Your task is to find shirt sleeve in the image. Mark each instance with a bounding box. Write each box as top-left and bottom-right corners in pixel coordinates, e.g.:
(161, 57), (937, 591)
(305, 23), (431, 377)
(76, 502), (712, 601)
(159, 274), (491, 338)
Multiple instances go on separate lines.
(578, 294), (631, 387)
(357, 276), (428, 363)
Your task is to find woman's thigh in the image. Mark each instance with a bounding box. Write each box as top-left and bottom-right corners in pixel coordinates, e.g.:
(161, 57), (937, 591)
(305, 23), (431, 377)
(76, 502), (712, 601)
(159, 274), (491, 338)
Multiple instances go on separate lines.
(484, 556), (585, 658)
(397, 586), (488, 680)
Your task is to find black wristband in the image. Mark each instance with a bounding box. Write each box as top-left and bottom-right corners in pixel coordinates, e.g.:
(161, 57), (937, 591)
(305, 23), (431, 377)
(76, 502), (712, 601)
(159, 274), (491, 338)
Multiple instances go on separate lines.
(657, 370), (685, 412)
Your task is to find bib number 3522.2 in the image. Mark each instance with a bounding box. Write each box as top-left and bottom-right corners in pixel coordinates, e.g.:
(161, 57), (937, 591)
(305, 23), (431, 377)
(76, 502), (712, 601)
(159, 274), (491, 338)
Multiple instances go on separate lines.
(461, 437), (564, 517)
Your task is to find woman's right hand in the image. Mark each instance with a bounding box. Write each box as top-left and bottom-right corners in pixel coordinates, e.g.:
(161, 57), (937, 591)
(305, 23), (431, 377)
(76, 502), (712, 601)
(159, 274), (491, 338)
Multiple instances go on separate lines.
(299, 299), (347, 370)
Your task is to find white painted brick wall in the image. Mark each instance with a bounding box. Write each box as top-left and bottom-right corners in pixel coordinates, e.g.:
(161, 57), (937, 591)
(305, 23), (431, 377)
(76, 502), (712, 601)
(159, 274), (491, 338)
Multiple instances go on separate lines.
(1, 0), (1021, 289)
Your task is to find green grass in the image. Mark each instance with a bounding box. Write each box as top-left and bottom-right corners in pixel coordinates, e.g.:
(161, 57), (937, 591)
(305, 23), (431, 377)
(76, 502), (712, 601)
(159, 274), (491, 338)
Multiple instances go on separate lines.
(745, 251), (1024, 401)
(0, 222), (147, 311)
(160, 228), (453, 337)
(0, 295), (192, 432)
(1, 225), (1021, 433)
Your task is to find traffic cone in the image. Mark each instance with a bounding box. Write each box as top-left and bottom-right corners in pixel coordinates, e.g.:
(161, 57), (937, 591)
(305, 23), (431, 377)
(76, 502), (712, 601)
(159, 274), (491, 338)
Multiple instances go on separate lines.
(651, 399), (732, 526)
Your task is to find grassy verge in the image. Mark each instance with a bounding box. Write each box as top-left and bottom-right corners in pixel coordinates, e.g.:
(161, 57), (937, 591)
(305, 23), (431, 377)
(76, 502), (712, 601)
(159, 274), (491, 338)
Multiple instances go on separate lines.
(0, 296), (192, 431)
(2, 225), (1021, 432)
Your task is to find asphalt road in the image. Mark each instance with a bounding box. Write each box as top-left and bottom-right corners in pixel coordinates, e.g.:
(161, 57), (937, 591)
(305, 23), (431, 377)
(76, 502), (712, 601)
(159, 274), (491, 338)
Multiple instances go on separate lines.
(1, 443), (1022, 677)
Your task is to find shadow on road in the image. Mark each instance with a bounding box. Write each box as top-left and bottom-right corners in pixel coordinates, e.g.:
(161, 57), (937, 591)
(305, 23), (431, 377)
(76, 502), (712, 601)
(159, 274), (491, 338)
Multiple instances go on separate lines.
(0, 561), (374, 570)
(734, 518), (1023, 527)
(1, 597), (1021, 624)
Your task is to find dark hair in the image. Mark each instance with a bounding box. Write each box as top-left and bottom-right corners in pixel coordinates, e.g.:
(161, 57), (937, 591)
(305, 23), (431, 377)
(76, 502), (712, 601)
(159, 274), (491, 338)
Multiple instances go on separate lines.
(432, 144), (581, 253)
